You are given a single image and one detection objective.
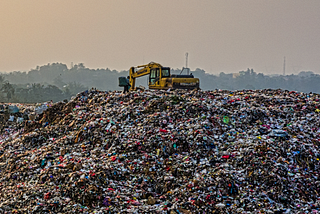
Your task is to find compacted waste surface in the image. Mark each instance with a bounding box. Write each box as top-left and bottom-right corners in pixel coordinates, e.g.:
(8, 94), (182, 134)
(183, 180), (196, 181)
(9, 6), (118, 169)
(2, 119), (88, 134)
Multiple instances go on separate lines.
(0, 89), (320, 213)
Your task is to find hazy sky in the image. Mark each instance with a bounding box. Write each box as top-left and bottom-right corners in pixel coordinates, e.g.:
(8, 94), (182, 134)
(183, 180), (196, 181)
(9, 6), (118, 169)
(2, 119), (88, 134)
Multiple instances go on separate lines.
(0, 0), (319, 75)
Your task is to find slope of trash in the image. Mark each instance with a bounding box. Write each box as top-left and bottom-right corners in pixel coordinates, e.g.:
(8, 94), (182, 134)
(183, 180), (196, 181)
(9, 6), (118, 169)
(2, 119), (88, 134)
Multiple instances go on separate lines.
(0, 89), (320, 213)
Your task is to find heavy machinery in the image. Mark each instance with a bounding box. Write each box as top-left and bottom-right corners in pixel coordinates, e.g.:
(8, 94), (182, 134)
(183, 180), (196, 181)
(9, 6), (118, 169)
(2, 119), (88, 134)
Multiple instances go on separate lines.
(124, 62), (200, 91)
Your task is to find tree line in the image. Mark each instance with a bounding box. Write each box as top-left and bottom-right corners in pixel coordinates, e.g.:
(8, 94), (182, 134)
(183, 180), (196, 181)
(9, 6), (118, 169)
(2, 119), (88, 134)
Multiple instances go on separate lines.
(187, 68), (319, 92)
(0, 62), (319, 103)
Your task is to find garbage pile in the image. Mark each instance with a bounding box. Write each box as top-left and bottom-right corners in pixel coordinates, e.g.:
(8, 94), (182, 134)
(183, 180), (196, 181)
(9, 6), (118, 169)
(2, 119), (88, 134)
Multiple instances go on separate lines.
(0, 102), (54, 142)
(0, 89), (320, 213)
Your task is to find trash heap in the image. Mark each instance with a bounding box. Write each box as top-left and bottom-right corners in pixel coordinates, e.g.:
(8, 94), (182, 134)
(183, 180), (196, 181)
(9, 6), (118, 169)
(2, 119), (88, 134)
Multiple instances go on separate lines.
(0, 89), (320, 213)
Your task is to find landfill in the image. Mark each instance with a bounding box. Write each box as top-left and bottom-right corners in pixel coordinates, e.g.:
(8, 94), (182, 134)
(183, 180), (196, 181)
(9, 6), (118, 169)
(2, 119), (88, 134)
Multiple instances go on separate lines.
(0, 88), (320, 213)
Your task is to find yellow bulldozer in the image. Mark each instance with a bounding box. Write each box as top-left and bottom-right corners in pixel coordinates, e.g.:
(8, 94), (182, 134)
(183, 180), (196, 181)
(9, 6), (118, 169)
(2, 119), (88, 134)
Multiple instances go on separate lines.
(119, 62), (200, 91)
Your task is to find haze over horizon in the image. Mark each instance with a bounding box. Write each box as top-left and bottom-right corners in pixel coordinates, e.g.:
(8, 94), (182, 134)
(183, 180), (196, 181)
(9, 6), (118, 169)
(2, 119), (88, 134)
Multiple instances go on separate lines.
(0, 0), (319, 75)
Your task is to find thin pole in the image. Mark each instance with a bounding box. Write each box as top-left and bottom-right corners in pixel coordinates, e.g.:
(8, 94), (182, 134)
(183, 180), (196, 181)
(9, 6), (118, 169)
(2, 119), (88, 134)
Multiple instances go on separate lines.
(283, 57), (286, 76)
(185, 53), (189, 75)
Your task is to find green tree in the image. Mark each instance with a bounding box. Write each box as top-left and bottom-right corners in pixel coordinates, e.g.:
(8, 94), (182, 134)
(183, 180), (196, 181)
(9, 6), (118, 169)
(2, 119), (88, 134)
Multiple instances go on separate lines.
(53, 75), (66, 88)
(0, 75), (5, 101)
(64, 82), (87, 95)
(1, 82), (15, 102)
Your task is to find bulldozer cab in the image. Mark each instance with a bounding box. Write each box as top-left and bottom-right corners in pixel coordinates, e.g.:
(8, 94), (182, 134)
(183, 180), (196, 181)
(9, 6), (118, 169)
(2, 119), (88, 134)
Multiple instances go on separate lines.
(149, 67), (170, 89)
